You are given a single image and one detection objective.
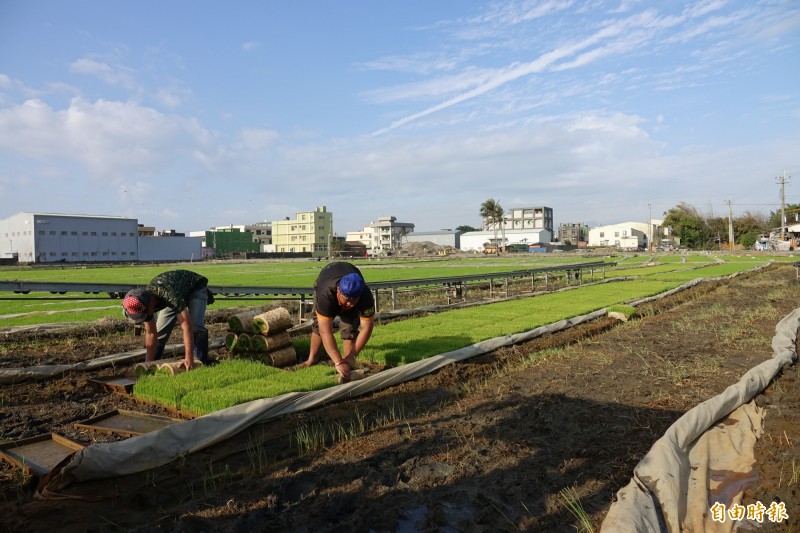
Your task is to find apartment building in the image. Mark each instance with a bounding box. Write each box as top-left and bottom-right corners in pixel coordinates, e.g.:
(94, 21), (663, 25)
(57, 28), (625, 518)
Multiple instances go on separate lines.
(272, 206), (333, 257)
(346, 216), (414, 255)
(557, 222), (588, 245)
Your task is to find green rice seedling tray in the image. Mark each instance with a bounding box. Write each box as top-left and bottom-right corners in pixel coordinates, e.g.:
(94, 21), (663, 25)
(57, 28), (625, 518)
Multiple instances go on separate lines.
(0, 433), (85, 476)
(74, 409), (184, 437)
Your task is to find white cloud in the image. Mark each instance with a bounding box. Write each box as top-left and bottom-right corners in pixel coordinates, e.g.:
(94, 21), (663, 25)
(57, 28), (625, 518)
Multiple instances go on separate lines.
(0, 98), (213, 183)
(242, 41), (261, 51)
(69, 58), (140, 90)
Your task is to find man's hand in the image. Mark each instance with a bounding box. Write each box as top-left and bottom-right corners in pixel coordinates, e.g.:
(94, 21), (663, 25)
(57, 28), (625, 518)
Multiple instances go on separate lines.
(335, 360), (351, 382)
(182, 357), (194, 371)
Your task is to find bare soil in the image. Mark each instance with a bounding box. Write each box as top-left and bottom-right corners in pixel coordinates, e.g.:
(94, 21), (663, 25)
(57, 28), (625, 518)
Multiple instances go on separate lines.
(1, 264), (799, 532)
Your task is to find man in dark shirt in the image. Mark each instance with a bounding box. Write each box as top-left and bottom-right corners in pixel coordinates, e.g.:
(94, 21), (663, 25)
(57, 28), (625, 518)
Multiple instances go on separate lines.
(122, 270), (212, 370)
(301, 262), (374, 382)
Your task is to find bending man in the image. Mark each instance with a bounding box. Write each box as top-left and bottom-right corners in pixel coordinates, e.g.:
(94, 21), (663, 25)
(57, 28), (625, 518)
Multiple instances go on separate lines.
(121, 269), (212, 370)
(303, 262), (374, 382)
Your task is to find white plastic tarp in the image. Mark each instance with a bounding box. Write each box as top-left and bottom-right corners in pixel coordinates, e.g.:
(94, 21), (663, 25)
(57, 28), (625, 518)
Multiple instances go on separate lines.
(600, 307), (799, 532)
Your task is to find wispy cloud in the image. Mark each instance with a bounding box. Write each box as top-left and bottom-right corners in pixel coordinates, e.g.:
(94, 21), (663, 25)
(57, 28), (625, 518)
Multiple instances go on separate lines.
(242, 41), (261, 51)
(69, 58), (139, 91)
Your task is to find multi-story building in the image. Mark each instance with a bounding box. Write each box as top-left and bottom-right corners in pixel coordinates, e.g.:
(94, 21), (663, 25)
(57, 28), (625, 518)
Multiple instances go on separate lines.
(557, 223), (588, 245)
(272, 206), (333, 257)
(500, 206), (553, 232)
(473, 206), (554, 252)
(346, 216), (415, 255)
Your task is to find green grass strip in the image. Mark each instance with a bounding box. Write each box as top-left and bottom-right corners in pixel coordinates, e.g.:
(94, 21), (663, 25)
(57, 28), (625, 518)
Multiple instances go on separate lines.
(359, 280), (678, 366)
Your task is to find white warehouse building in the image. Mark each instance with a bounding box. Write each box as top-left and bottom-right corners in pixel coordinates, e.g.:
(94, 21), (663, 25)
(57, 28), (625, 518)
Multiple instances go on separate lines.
(587, 220), (664, 250)
(0, 212), (201, 263)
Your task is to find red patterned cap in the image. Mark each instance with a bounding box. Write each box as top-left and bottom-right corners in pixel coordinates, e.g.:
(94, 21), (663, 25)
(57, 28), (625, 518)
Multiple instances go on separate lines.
(122, 288), (149, 323)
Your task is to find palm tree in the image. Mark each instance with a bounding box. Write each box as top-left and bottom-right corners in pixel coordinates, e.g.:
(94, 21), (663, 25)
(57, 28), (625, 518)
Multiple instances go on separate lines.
(480, 198), (505, 254)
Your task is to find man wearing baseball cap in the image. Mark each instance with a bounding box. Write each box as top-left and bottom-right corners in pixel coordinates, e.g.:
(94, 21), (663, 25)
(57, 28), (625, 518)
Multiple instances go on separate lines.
(122, 269), (213, 370)
(301, 261), (374, 382)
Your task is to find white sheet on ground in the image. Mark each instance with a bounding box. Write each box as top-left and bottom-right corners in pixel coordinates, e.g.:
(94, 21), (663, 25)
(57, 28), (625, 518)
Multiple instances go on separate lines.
(600, 307), (798, 532)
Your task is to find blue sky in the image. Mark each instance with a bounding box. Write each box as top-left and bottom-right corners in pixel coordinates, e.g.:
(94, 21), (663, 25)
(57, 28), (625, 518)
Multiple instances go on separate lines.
(1, 1), (798, 235)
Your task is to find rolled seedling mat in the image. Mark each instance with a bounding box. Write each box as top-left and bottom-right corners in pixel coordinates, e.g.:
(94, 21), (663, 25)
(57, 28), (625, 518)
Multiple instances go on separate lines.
(251, 331), (292, 352)
(133, 361), (160, 376)
(267, 345), (297, 367)
(227, 310), (262, 333)
(158, 359), (203, 376)
(252, 307), (292, 335)
(236, 333), (252, 353)
(225, 332), (240, 352)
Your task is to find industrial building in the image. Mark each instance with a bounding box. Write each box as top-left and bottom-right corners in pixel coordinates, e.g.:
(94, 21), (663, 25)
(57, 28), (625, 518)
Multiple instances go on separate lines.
(0, 212), (201, 263)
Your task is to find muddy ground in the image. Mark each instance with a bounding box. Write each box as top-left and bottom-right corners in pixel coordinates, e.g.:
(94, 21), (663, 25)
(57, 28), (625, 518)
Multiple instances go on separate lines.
(1, 264), (799, 532)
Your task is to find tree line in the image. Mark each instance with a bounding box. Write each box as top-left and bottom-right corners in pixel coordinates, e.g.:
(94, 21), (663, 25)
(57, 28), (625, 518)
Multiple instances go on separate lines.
(662, 202), (797, 250)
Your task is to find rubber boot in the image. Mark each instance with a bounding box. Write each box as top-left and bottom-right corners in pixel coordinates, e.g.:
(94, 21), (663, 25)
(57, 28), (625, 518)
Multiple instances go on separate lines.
(154, 342), (166, 361)
(193, 331), (209, 365)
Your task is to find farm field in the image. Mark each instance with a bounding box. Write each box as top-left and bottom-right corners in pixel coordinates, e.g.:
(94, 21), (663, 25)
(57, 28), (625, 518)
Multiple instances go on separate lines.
(0, 256), (799, 531)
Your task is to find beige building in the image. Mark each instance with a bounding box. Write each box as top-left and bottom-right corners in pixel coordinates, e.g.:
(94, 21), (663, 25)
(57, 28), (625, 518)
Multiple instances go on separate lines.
(272, 206), (333, 257)
(346, 216), (415, 256)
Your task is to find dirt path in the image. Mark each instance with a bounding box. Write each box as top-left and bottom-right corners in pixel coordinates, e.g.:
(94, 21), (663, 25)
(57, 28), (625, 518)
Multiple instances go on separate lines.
(1, 264), (798, 532)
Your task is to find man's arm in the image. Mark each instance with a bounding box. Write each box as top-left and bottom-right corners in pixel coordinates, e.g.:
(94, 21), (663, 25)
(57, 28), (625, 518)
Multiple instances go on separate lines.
(317, 316), (350, 380)
(176, 309), (195, 369)
(345, 317), (374, 362)
(143, 319), (159, 362)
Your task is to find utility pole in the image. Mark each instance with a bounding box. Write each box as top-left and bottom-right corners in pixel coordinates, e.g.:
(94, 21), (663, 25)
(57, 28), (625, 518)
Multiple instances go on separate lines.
(777, 170), (791, 241)
(648, 200), (652, 252)
(726, 199), (734, 251)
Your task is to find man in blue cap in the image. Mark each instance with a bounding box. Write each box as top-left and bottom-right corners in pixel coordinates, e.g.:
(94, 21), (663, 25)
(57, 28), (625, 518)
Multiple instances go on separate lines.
(301, 261), (375, 382)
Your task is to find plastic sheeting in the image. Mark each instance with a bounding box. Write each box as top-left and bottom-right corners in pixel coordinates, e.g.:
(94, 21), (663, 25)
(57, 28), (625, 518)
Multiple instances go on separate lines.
(44, 309), (608, 490)
(600, 307), (799, 532)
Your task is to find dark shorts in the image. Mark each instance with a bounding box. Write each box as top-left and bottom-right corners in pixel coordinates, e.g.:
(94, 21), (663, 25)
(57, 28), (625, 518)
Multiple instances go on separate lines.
(311, 310), (360, 340)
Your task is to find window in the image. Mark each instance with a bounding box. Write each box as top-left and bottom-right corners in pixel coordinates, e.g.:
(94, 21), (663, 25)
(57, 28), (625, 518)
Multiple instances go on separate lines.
(599, 232), (605, 238)
(91, 231), (97, 236)
(61, 231), (67, 235)
(102, 232), (108, 236)
(49, 252), (56, 257)
(112, 232), (117, 236)
(39, 230), (45, 235)
(82, 231), (88, 236)
(71, 231), (78, 235)
(614, 232), (620, 237)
